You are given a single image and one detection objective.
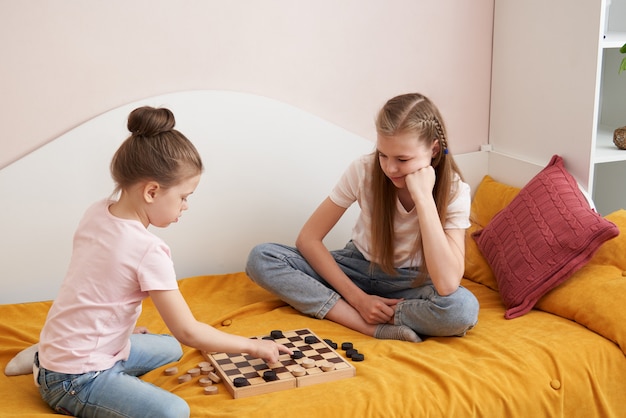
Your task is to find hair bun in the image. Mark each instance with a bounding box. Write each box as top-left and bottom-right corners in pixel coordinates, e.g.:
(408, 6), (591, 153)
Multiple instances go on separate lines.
(127, 106), (176, 136)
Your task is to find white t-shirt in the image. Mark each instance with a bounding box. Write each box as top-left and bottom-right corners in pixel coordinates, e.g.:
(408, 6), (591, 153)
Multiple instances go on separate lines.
(329, 154), (471, 269)
(39, 199), (178, 374)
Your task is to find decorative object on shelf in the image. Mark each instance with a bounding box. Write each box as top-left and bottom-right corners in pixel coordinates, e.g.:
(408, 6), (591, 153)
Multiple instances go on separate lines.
(619, 43), (626, 74)
(614, 126), (626, 150)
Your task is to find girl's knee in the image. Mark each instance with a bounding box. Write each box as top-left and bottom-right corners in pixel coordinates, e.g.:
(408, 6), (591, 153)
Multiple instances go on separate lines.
(246, 243), (266, 262)
(147, 394), (189, 418)
(245, 243), (289, 284)
(447, 288), (479, 333)
(245, 243), (272, 278)
(162, 335), (183, 360)
(164, 397), (190, 418)
(428, 287), (478, 335)
(459, 287), (479, 319)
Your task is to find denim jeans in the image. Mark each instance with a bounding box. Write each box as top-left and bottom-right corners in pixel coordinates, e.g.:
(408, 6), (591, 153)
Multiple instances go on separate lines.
(36, 333), (188, 418)
(246, 241), (479, 337)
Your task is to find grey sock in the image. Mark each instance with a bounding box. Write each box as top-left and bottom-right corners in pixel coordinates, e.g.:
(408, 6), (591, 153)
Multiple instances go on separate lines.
(374, 324), (421, 342)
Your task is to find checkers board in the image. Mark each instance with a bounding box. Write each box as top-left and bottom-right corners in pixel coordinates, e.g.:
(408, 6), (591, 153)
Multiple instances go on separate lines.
(202, 328), (356, 398)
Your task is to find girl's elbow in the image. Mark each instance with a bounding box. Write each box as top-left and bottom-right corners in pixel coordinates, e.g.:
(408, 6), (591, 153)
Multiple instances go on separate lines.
(295, 235), (305, 251)
(170, 325), (197, 347)
(437, 285), (459, 297)
(435, 275), (463, 296)
(295, 233), (315, 252)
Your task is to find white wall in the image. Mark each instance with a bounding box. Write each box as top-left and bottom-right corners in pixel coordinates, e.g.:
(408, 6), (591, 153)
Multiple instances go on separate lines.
(0, 0), (494, 169)
(489, 0), (601, 190)
(0, 91), (375, 304)
(0, 1), (496, 303)
(0, 90), (493, 305)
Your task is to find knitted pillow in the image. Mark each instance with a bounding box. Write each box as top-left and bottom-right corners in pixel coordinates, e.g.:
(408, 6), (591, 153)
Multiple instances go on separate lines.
(473, 155), (619, 319)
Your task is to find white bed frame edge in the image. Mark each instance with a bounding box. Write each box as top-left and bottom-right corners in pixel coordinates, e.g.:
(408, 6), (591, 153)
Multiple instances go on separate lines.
(0, 91), (542, 304)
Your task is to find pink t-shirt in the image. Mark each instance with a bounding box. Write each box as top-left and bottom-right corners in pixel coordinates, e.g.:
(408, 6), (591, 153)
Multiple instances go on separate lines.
(39, 199), (179, 374)
(329, 154), (471, 269)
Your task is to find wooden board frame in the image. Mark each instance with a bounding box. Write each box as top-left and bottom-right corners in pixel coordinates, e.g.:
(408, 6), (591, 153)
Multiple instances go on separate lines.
(202, 328), (356, 399)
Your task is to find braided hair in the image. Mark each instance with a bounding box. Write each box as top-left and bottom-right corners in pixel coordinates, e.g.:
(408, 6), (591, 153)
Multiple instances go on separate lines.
(370, 93), (463, 275)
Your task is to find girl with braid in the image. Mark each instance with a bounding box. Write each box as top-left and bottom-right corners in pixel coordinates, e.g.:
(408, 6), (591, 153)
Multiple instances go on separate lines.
(246, 93), (478, 342)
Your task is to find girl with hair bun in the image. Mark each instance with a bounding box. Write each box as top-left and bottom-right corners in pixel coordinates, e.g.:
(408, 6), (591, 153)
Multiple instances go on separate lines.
(247, 93), (479, 343)
(36, 106), (291, 418)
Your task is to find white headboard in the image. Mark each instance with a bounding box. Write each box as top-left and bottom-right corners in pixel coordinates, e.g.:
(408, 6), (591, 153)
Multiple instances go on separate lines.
(0, 90), (489, 304)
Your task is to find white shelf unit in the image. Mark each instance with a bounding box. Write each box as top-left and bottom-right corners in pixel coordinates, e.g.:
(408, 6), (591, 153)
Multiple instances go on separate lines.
(593, 0), (626, 215)
(595, 125), (626, 163)
(490, 0), (626, 216)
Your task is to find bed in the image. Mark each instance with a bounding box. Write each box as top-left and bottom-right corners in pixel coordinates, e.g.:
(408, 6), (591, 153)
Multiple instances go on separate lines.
(2, 91), (625, 417)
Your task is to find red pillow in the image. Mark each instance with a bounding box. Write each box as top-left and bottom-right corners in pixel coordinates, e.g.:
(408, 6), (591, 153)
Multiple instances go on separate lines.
(473, 155), (619, 319)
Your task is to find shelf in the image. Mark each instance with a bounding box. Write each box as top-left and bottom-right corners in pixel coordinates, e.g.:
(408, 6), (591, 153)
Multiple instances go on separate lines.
(594, 125), (626, 163)
(602, 32), (626, 48)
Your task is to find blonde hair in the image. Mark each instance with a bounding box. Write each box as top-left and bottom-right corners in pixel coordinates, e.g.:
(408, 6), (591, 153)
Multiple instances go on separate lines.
(110, 106), (203, 195)
(370, 93), (463, 275)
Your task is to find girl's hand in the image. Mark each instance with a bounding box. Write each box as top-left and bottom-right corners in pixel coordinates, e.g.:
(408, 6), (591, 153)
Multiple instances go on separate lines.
(133, 326), (149, 334)
(405, 165), (436, 200)
(354, 294), (403, 324)
(249, 340), (293, 364)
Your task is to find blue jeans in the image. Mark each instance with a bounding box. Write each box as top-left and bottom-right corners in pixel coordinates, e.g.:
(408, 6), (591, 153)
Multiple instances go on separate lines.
(36, 333), (188, 418)
(246, 242), (479, 337)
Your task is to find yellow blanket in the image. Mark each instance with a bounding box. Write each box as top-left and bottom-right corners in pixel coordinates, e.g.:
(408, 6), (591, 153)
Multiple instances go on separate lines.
(2, 272), (625, 418)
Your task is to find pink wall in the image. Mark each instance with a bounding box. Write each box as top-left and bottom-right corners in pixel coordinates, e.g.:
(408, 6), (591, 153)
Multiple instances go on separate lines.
(0, 0), (494, 169)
